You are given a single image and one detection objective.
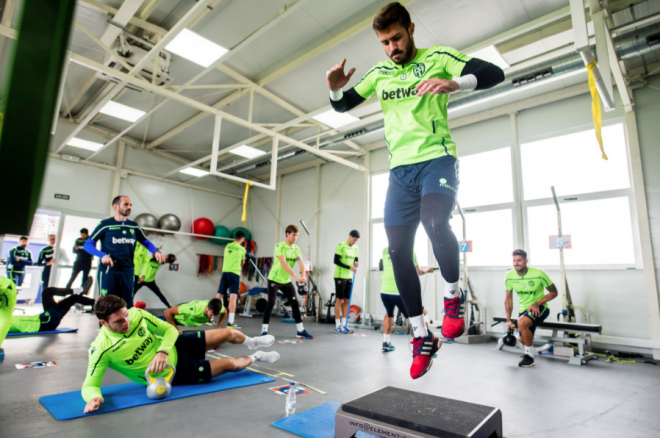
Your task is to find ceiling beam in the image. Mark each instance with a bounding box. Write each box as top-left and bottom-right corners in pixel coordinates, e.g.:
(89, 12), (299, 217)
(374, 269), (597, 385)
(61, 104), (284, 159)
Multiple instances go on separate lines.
(55, 0), (217, 154)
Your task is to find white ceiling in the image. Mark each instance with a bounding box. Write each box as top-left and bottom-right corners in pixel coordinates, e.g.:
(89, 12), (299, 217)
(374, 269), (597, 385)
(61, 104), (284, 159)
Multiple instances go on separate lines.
(1, 0), (656, 186)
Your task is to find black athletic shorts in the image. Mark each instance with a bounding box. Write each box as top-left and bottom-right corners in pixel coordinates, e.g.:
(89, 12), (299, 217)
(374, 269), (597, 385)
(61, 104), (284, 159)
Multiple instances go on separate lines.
(335, 278), (352, 300)
(519, 306), (550, 335)
(380, 293), (408, 318)
(218, 272), (241, 295)
(172, 331), (212, 385)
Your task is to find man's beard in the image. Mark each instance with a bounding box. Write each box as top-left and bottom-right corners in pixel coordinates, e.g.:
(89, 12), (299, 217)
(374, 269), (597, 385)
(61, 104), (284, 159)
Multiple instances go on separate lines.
(119, 208), (131, 217)
(389, 36), (414, 65)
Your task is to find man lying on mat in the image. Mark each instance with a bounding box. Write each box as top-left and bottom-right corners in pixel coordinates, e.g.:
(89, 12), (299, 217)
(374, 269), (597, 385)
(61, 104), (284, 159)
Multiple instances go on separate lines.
(82, 295), (279, 414)
(163, 298), (226, 332)
(9, 279), (95, 334)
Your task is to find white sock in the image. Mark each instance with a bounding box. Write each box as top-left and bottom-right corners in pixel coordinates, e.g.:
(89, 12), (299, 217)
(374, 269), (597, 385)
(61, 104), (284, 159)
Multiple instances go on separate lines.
(296, 323), (304, 332)
(262, 324), (268, 333)
(249, 353), (257, 364)
(243, 336), (255, 348)
(525, 345), (534, 357)
(229, 313), (235, 324)
(410, 315), (428, 339)
(341, 318), (346, 327)
(384, 334), (390, 343)
(444, 281), (460, 299)
(423, 313), (429, 325)
(335, 319), (341, 328)
(73, 287), (82, 294)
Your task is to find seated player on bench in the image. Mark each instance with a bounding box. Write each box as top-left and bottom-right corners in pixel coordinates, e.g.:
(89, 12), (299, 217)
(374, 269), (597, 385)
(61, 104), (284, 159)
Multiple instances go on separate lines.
(504, 249), (558, 368)
(9, 278), (95, 334)
(82, 295), (279, 414)
(163, 298), (227, 332)
(380, 247), (433, 352)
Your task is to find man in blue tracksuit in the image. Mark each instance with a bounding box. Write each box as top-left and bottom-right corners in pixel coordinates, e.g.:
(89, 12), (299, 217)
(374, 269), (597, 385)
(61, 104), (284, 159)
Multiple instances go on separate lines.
(84, 196), (165, 308)
(66, 228), (93, 288)
(6, 236), (33, 286)
(36, 234), (57, 287)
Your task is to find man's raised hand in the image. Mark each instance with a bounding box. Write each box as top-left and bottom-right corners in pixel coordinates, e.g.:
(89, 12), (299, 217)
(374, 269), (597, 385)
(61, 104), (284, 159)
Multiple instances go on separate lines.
(327, 58), (356, 91)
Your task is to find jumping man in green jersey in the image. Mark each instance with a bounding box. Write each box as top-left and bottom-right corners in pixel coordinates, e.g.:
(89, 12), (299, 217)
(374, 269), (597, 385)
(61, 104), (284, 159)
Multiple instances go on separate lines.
(333, 230), (360, 333)
(261, 225), (313, 340)
(380, 247), (433, 352)
(0, 277), (17, 359)
(36, 234), (57, 287)
(164, 298), (226, 332)
(82, 295), (280, 414)
(216, 231), (246, 329)
(505, 249), (558, 368)
(326, 2), (504, 379)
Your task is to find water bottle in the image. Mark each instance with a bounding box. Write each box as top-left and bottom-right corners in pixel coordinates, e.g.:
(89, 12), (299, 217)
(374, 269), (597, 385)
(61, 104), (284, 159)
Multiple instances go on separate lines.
(285, 382), (297, 416)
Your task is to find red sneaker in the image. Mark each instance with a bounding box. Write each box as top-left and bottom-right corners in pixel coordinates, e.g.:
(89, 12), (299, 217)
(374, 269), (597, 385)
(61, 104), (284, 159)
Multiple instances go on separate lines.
(410, 331), (441, 379)
(441, 290), (466, 339)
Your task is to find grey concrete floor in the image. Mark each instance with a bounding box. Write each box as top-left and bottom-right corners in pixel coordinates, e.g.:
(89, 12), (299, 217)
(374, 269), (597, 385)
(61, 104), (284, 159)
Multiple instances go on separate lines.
(1, 311), (659, 438)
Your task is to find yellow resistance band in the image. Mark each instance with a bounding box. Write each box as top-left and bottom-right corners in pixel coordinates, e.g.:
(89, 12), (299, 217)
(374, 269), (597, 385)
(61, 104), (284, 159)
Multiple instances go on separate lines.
(586, 60), (607, 160)
(241, 181), (252, 222)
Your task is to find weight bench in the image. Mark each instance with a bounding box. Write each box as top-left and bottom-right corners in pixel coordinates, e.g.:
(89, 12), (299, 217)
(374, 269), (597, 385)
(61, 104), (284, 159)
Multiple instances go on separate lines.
(493, 316), (602, 366)
(239, 287), (267, 318)
(238, 287), (293, 318)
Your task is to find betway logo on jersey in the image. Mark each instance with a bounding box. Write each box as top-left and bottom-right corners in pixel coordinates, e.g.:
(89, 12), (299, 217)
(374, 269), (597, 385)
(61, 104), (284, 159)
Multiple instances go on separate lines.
(382, 87), (418, 101)
(112, 237), (136, 245)
(125, 336), (153, 364)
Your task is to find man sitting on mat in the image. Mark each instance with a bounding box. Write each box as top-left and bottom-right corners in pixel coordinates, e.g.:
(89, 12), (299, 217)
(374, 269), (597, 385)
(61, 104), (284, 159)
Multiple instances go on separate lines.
(504, 249), (558, 368)
(164, 298), (226, 332)
(380, 247), (433, 352)
(9, 278), (95, 334)
(82, 295), (279, 414)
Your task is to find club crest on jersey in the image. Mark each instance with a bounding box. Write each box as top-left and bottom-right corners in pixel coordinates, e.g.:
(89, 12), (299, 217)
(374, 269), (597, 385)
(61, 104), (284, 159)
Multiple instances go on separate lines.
(413, 63), (426, 78)
(528, 281), (535, 287)
(138, 327), (146, 337)
(130, 229), (135, 235)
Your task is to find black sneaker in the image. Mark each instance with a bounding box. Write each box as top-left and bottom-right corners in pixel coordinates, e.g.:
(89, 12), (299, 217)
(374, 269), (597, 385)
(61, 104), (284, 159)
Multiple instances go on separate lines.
(82, 277), (93, 295)
(519, 354), (535, 368)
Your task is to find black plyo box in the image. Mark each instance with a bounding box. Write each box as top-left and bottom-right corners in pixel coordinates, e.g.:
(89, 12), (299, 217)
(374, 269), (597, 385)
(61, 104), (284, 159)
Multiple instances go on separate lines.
(340, 386), (502, 438)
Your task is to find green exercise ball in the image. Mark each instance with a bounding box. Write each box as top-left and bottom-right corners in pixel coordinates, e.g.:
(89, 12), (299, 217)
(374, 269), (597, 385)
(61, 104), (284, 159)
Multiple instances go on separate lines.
(212, 225), (232, 246)
(231, 227), (251, 241)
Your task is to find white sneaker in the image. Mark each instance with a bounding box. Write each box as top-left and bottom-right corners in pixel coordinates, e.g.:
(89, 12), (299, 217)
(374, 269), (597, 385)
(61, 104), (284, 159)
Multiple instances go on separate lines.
(246, 334), (275, 350)
(254, 350), (280, 364)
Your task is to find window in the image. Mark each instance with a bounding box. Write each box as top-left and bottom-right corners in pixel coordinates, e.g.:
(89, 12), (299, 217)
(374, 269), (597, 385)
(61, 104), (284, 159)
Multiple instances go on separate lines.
(520, 123), (637, 267)
(521, 124), (629, 201)
(371, 172), (389, 220)
(450, 209), (514, 267)
(526, 197), (635, 266)
(458, 147), (513, 208)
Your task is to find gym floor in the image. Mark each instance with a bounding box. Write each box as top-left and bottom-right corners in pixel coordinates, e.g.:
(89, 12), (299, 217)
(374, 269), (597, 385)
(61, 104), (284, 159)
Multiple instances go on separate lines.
(1, 311), (659, 438)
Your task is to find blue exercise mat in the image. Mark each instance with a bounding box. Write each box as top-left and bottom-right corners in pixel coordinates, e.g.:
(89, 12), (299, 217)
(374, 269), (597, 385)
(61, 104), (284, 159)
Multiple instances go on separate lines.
(7, 328), (78, 337)
(40, 369), (275, 421)
(272, 401), (378, 438)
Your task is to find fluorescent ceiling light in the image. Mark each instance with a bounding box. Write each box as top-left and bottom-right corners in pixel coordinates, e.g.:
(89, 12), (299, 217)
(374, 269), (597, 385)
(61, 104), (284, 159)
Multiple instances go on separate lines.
(313, 110), (359, 129)
(180, 167), (210, 177)
(66, 138), (104, 152)
(468, 45), (510, 70)
(99, 101), (146, 122)
(230, 145), (268, 159)
(165, 28), (228, 67)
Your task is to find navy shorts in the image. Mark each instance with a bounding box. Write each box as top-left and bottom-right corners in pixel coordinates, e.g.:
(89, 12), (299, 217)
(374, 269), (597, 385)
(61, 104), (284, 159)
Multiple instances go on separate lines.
(381, 293), (408, 318)
(335, 278), (352, 300)
(384, 155), (459, 227)
(98, 269), (135, 308)
(218, 272), (240, 295)
(172, 331), (212, 386)
(519, 306), (550, 335)
(39, 309), (64, 332)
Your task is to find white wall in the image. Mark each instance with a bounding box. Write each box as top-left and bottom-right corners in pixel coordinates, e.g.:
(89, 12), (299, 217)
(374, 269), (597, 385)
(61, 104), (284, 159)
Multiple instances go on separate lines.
(37, 149), (245, 308)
